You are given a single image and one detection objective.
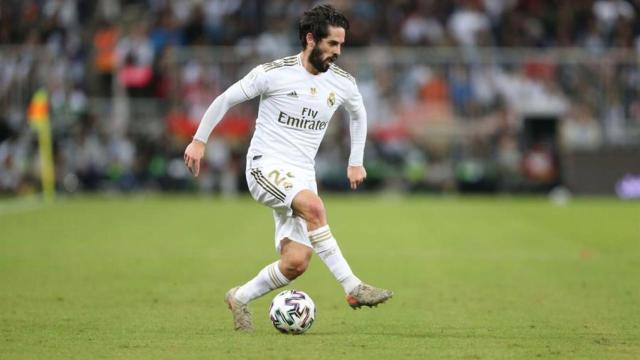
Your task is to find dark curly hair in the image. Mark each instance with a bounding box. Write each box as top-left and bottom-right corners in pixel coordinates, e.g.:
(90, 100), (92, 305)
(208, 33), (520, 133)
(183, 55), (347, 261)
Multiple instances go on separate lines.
(298, 4), (350, 50)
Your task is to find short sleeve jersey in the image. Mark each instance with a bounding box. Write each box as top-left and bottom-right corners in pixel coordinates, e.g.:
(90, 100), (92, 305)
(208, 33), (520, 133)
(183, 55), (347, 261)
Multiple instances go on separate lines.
(239, 53), (364, 170)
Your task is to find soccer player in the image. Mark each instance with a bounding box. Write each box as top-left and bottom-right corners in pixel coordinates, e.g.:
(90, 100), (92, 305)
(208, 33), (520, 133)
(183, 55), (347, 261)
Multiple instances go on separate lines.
(184, 4), (393, 331)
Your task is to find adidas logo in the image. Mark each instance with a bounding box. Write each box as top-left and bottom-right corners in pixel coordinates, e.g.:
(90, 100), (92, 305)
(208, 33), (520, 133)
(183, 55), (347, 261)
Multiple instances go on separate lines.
(287, 91), (298, 98)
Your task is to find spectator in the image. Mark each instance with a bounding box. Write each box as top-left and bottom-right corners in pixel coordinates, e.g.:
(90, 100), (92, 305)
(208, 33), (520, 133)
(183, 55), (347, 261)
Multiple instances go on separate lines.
(1, 0), (640, 195)
(447, 0), (492, 47)
(562, 104), (603, 151)
(116, 22), (154, 97)
(593, 0), (635, 35)
(93, 19), (118, 96)
(401, 5), (445, 46)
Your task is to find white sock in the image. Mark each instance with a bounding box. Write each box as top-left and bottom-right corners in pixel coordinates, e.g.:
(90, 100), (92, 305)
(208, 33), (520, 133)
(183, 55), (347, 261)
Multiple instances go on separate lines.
(309, 225), (361, 294)
(234, 261), (290, 304)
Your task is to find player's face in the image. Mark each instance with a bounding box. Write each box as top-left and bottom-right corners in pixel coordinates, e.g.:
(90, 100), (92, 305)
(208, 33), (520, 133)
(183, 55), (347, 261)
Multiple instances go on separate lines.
(309, 26), (345, 73)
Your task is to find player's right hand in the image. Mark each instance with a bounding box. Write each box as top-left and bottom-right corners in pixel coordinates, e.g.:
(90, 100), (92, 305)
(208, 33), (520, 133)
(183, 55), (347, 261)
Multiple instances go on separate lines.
(184, 139), (206, 177)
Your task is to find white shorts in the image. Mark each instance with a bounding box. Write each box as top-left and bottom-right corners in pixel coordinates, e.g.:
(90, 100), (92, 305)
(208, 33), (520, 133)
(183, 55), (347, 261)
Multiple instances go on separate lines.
(245, 155), (317, 252)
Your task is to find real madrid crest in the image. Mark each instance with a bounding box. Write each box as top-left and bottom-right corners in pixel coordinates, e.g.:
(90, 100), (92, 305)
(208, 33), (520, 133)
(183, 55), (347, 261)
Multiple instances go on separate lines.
(327, 91), (336, 107)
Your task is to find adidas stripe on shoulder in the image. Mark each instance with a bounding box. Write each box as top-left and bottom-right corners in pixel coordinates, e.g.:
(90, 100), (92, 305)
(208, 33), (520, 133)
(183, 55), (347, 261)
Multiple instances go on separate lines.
(329, 64), (355, 84)
(262, 55), (299, 72)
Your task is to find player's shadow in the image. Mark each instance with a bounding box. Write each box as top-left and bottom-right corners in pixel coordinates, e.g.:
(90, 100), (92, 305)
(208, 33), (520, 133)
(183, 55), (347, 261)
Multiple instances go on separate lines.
(306, 326), (441, 338)
(354, 329), (607, 341)
(306, 331), (433, 338)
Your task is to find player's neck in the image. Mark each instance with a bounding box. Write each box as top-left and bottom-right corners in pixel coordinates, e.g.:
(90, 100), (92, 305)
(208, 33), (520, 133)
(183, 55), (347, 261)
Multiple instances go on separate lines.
(300, 51), (320, 75)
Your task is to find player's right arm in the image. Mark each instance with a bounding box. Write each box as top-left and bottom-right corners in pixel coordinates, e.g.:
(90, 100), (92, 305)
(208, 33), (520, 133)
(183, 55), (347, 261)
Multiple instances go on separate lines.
(184, 65), (267, 176)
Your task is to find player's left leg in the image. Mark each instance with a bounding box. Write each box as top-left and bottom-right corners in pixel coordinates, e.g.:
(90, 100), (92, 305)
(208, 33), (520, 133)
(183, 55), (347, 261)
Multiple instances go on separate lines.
(292, 190), (393, 308)
(291, 190), (360, 292)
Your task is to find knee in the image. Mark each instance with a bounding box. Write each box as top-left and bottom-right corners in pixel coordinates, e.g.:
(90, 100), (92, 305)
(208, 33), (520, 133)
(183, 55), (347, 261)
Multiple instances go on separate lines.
(304, 200), (326, 228)
(292, 191), (327, 229)
(282, 253), (311, 279)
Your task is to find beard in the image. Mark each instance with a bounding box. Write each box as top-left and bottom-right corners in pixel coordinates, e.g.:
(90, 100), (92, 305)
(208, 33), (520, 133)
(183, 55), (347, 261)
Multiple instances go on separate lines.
(308, 46), (337, 73)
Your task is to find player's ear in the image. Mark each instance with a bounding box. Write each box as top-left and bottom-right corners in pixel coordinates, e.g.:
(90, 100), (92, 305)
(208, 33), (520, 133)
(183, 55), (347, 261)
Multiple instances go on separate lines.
(305, 33), (315, 48)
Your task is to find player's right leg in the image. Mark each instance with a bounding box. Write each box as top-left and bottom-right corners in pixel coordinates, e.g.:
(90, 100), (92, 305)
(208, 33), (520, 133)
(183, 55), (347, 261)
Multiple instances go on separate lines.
(292, 190), (394, 309)
(225, 240), (311, 331)
(224, 259), (288, 332)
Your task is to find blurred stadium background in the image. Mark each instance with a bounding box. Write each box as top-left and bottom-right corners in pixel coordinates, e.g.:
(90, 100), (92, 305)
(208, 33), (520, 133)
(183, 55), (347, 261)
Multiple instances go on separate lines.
(2, 2), (640, 358)
(2, 0), (640, 199)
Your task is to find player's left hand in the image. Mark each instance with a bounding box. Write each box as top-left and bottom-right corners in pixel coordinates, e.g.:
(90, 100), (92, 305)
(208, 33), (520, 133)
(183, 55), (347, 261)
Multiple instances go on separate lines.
(184, 139), (206, 177)
(347, 165), (367, 190)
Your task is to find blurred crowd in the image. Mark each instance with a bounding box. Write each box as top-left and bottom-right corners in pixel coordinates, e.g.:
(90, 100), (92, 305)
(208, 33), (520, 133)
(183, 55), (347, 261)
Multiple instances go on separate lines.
(1, 0), (640, 196)
(3, 0), (640, 48)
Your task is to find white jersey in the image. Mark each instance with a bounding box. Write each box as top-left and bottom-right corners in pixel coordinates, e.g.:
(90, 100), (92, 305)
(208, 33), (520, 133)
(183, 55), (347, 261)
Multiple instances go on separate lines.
(193, 53), (367, 172)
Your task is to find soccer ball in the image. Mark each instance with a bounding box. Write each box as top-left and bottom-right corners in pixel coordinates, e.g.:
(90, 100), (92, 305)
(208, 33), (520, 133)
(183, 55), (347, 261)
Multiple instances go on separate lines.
(269, 290), (316, 334)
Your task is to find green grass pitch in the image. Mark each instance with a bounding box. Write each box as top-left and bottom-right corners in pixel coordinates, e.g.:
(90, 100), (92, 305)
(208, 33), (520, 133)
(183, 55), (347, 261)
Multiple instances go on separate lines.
(1, 195), (639, 359)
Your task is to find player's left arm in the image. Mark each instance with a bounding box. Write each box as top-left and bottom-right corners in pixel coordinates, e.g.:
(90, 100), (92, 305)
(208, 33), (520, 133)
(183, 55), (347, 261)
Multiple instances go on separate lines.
(343, 82), (368, 190)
